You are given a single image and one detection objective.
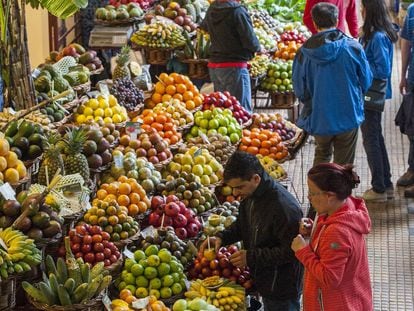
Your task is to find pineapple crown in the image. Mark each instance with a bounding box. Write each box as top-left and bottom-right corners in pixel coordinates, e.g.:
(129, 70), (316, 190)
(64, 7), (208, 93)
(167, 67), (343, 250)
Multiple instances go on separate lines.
(42, 131), (63, 155)
(64, 127), (87, 154)
(116, 46), (131, 66)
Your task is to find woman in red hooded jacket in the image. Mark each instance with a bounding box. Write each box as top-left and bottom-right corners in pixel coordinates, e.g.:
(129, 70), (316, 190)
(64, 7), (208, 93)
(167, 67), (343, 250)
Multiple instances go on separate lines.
(291, 163), (373, 310)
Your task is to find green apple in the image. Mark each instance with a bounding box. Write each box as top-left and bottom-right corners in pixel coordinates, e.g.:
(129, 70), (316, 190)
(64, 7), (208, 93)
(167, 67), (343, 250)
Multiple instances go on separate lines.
(160, 286), (172, 299)
(173, 299), (187, 311)
(135, 275), (149, 287)
(149, 277), (162, 289)
(218, 126), (228, 136)
(135, 287), (148, 298)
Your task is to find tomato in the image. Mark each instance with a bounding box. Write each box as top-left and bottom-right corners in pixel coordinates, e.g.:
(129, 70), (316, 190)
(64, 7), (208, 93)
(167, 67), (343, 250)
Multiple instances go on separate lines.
(71, 243), (81, 253)
(103, 248), (112, 259)
(93, 242), (104, 252)
(84, 252), (95, 264)
(83, 235), (92, 245)
(81, 244), (92, 253)
(92, 234), (103, 243)
(101, 231), (110, 241)
(95, 252), (105, 262)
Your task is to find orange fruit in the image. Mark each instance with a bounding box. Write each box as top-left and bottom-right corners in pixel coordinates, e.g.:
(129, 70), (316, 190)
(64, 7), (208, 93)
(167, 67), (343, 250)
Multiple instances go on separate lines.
(151, 122), (164, 132)
(120, 289), (132, 301)
(143, 116), (154, 125)
(125, 295), (137, 304)
(176, 83), (187, 94)
(161, 94), (172, 102)
(105, 194), (117, 201)
(107, 183), (119, 195)
(151, 93), (162, 104)
(193, 95), (203, 106)
(137, 201), (148, 213)
(183, 91), (194, 101)
(165, 84), (176, 95)
(120, 135), (130, 146)
(155, 114), (167, 124)
(261, 140), (271, 149)
(137, 188), (147, 199)
(119, 183), (132, 195)
(241, 137), (251, 145)
(143, 197), (151, 208)
(246, 146), (258, 154)
(118, 176), (128, 183)
(239, 145), (248, 151)
(251, 138), (261, 147)
(159, 73), (169, 81)
(275, 152), (284, 160)
(259, 148), (270, 156)
(185, 100), (195, 111)
(129, 192), (141, 204)
(164, 76), (175, 85)
(128, 204), (139, 216)
(96, 189), (108, 200)
(154, 82), (165, 94)
(117, 194), (130, 206)
(164, 122), (174, 131)
(172, 93), (183, 101)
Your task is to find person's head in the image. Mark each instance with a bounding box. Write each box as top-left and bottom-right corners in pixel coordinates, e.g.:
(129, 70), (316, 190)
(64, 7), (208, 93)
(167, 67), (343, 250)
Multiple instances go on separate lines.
(361, 0), (398, 42)
(224, 151), (264, 199)
(307, 163), (360, 215)
(311, 2), (339, 31)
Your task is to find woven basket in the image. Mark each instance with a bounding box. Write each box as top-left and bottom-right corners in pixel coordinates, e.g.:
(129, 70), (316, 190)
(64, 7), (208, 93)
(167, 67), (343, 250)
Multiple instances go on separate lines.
(27, 291), (104, 311)
(73, 82), (91, 95)
(10, 176), (31, 192)
(62, 98), (81, 112)
(104, 256), (124, 278)
(176, 121), (194, 133)
(127, 105), (145, 120)
(90, 67), (104, 76)
(182, 59), (209, 80)
(160, 292), (185, 307)
(241, 118), (252, 129)
(270, 92), (296, 109)
(0, 277), (17, 310)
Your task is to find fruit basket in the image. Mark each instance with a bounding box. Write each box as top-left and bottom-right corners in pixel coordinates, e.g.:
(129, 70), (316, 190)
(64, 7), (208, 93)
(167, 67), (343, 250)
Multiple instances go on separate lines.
(160, 292), (185, 306)
(137, 47), (175, 66)
(89, 162), (112, 174)
(153, 154), (173, 171)
(182, 59), (209, 80)
(242, 118), (253, 129)
(49, 113), (73, 130)
(94, 16), (143, 26)
(0, 277), (17, 310)
(10, 176), (31, 192)
(270, 92), (296, 109)
(73, 81), (91, 95)
(127, 105), (145, 120)
(177, 121), (194, 133)
(250, 73), (266, 91)
(113, 230), (141, 250)
(105, 255), (124, 278)
(27, 291), (104, 311)
(90, 66), (104, 76)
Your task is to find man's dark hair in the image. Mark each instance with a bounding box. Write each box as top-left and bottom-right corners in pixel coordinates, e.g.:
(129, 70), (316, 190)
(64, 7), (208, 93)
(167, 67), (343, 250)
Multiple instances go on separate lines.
(311, 2), (339, 29)
(223, 151), (264, 182)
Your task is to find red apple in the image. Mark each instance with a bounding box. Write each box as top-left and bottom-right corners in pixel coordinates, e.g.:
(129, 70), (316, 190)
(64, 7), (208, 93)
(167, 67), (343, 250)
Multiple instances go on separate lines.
(219, 257), (230, 268)
(186, 222), (199, 237)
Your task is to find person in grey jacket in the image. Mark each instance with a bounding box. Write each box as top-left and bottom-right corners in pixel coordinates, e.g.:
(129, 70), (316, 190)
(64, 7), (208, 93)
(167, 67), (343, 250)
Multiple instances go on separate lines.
(200, 151), (303, 311)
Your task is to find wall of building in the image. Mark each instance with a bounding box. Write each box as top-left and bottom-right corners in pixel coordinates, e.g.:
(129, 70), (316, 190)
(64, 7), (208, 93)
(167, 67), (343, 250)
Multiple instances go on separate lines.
(25, 6), (49, 68)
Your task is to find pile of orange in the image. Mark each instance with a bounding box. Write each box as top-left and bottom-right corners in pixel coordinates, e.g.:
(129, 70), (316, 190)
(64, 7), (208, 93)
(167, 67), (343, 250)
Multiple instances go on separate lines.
(239, 128), (289, 161)
(147, 72), (204, 111)
(118, 290), (170, 311)
(138, 110), (182, 146)
(274, 41), (301, 60)
(94, 176), (151, 217)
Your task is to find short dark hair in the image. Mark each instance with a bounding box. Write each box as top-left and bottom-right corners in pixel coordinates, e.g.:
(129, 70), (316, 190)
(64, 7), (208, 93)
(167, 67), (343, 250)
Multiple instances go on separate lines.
(308, 163), (360, 200)
(224, 151), (264, 182)
(311, 2), (339, 29)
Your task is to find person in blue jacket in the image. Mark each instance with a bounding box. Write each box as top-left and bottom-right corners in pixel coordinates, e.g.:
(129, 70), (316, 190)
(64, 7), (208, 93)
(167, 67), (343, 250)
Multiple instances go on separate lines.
(292, 2), (372, 166)
(359, 0), (398, 202)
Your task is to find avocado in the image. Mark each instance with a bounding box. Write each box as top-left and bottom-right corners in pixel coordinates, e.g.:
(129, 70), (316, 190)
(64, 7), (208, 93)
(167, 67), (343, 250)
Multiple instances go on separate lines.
(69, 43), (86, 54)
(28, 133), (43, 146)
(10, 147), (22, 159)
(53, 112), (64, 122)
(42, 220), (62, 238)
(2, 200), (21, 217)
(13, 216), (32, 232)
(14, 137), (30, 153)
(79, 51), (95, 65)
(4, 120), (18, 138)
(28, 145), (42, 159)
(26, 228), (43, 241)
(0, 216), (14, 229)
(5, 137), (13, 147)
(32, 211), (51, 229)
(12, 121), (35, 140)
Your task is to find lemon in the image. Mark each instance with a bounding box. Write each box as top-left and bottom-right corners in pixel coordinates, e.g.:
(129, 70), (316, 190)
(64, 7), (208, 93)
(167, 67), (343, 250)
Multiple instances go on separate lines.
(112, 114), (122, 123)
(4, 168), (19, 183)
(0, 157), (7, 171)
(104, 117), (113, 124)
(94, 108), (104, 117)
(87, 98), (99, 109)
(83, 107), (94, 116)
(99, 98), (109, 109)
(5, 152), (18, 168)
(112, 106), (122, 115)
(86, 115), (94, 121)
(94, 116), (104, 123)
(16, 161), (27, 178)
(104, 108), (113, 118)
(120, 113), (127, 122)
(109, 94), (118, 107)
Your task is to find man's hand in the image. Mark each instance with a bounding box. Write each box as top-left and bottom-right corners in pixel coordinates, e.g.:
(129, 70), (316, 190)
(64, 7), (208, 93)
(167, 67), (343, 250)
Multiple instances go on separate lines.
(400, 77), (408, 94)
(229, 250), (247, 268)
(291, 234), (307, 252)
(199, 236), (222, 254)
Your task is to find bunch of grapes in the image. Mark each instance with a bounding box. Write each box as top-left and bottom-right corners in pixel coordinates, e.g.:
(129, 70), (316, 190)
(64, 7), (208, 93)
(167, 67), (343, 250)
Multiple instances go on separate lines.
(110, 78), (144, 111)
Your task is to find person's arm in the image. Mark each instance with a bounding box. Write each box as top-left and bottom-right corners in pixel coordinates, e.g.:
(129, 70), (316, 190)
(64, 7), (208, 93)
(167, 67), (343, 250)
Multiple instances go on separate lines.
(303, 0), (317, 34)
(295, 227), (352, 288)
(235, 8), (261, 53)
(345, 0), (359, 38)
(368, 34), (392, 80)
(400, 38), (411, 94)
(353, 43), (373, 94)
(292, 51), (307, 100)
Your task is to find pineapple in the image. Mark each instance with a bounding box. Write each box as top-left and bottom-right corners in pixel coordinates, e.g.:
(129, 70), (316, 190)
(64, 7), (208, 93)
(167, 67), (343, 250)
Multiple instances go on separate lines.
(113, 46), (131, 79)
(63, 128), (90, 183)
(38, 132), (65, 185)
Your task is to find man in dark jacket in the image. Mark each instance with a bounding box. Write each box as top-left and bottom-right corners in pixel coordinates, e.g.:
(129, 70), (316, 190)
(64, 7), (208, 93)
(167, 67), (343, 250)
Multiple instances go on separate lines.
(200, 151), (303, 311)
(200, 0), (260, 113)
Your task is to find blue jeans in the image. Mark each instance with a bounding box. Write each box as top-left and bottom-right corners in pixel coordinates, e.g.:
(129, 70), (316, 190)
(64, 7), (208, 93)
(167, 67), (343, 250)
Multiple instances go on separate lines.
(408, 135), (414, 171)
(262, 297), (300, 311)
(208, 67), (252, 113)
(360, 109), (392, 192)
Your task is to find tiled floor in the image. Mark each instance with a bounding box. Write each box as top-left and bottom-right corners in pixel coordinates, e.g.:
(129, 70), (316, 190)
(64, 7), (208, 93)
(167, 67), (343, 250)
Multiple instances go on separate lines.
(266, 44), (414, 310)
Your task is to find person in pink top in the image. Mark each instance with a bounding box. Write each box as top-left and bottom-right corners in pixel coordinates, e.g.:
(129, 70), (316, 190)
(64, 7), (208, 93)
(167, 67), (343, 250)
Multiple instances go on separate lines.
(291, 163), (373, 310)
(303, 0), (359, 37)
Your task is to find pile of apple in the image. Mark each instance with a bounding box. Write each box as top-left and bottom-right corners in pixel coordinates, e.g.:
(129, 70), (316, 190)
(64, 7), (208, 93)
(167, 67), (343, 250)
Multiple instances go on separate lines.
(251, 112), (297, 142)
(187, 108), (242, 144)
(279, 30), (307, 44)
(260, 60), (293, 93)
(115, 131), (173, 166)
(102, 152), (162, 193)
(57, 224), (122, 266)
(148, 194), (202, 240)
(163, 146), (223, 186)
(202, 92), (251, 125)
(150, 2), (198, 32)
(188, 246), (253, 289)
(109, 0), (154, 10)
(117, 247), (187, 300)
(130, 227), (197, 266)
(155, 172), (217, 214)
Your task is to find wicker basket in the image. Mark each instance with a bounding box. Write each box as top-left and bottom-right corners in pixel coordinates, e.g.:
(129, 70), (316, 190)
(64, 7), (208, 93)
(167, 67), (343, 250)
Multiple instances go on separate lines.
(176, 121), (194, 133)
(105, 256), (124, 278)
(145, 49), (174, 65)
(27, 291), (104, 311)
(160, 292), (185, 307)
(0, 277), (17, 310)
(127, 105), (145, 120)
(182, 59), (209, 80)
(270, 92), (296, 109)
(73, 82), (91, 95)
(90, 67), (105, 76)
(10, 176), (31, 192)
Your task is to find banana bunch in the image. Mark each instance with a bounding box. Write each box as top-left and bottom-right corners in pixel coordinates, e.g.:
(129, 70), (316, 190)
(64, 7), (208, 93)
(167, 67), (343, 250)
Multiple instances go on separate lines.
(131, 22), (186, 49)
(0, 227), (42, 280)
(22, 255), (112, 306)
(202, 276), (225, 288)
(256, 154), (286, 180)
(185, 279), (246, 311)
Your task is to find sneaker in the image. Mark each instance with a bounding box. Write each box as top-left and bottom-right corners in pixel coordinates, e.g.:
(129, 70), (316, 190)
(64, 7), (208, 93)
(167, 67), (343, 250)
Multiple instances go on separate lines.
(404, 185), (414, 198)
(362, 189), (387, 202)
(397, 170), (414, 186)
(386, 186), (394, 199)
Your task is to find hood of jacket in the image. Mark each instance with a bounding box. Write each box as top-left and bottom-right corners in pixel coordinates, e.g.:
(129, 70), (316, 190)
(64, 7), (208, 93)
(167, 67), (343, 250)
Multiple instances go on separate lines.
(208, 0), (241, 24)
(300, 29), (349, 65)
(321, 196), (371, 235)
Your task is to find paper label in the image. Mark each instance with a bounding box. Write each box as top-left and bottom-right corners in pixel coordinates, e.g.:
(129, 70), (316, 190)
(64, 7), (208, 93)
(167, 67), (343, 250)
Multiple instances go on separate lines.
(123, 248), (134, 259)
(99, 83), (110, 99)
(141, 225), (157, 239)
(126, 121), (142, 140)
(0, 183), (16, 200)
(132, 297), (149, 309)
(184, 279), (191, 290)
(194, 148), (202, 157)
(199, 132), (210, 144)
(113, 154), (124, 168)
(102, 294), (112, 311)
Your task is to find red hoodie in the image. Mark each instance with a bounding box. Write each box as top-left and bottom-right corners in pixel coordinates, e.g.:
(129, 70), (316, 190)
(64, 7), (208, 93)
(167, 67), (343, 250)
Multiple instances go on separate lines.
(295, 196), (373, 311)
(303, 0), (359, 38)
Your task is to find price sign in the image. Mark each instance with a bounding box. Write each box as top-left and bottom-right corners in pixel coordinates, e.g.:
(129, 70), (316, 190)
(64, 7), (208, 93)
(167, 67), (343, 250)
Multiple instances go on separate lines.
(0, 183), (16, 200)
(113, 154), (123, 168)
(132, 297), (149, 309)
(123, 248), (134, 259)
(141, 225), (157, 239)
(102, 294), (112, 311)
(125, 121), (142, 140)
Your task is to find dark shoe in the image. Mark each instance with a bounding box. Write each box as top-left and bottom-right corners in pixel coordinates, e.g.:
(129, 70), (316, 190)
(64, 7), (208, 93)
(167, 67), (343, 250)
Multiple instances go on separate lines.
(397, 170), (414, 186)
(386, 186), (394, 199)
(405, 185), (414, 198)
